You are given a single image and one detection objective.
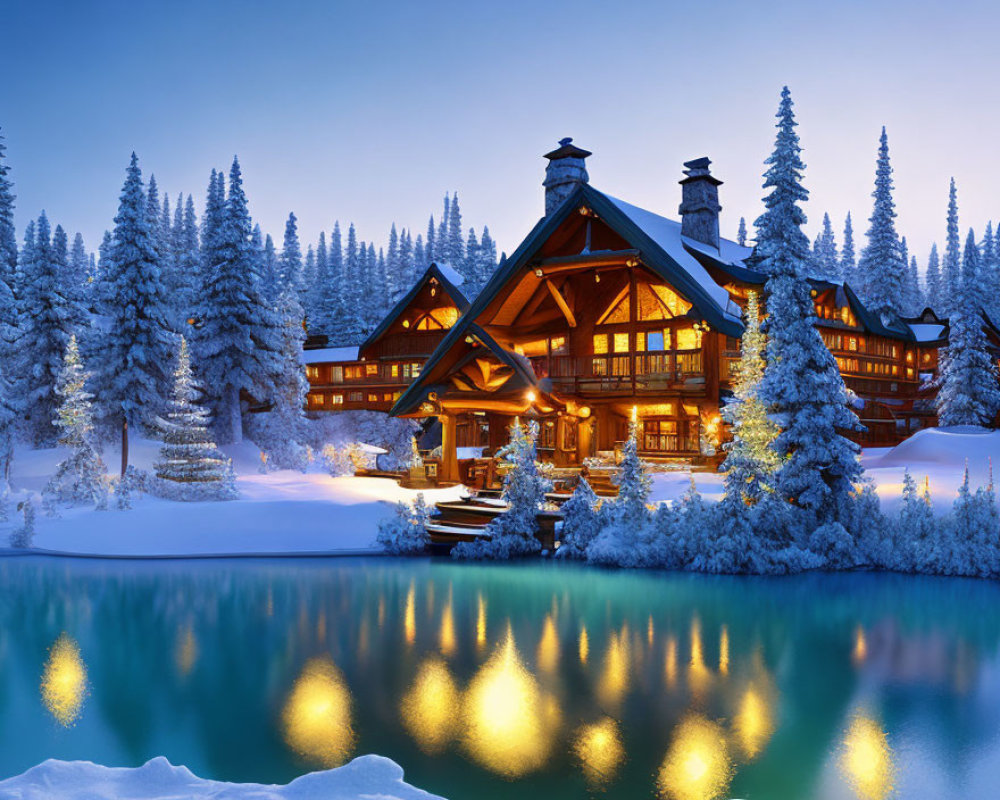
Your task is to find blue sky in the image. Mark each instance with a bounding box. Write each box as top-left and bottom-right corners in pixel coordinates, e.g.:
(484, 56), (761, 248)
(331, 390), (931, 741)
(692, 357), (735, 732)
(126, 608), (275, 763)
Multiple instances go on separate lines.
(2, 0), (998, 264)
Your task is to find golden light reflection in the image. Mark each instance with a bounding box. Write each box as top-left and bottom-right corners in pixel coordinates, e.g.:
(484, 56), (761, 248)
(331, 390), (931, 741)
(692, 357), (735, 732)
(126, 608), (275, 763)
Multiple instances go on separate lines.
(657, 714), (733, 800)
(476, 594), (487, 651)
(462, 631), (561, 777)
(537, 614), (559, 673)
(281, 656), (355, 767)
(598, 628), (630, 707)
(665, 635), (678, 688)
(852, 626), (867, 665)
(401, 657), (460, 754)
(719, 627), (729, 676)
(840, 714), (895, 800)
(175, 625), (198, 677)
(439, 599), (456, 657)
(733, 684), (775, 760)
(573, 717), (625, 787)
(579, 626), (589, 665)
(648, 615), (655, 646)
(404, 582), (416, 645)
(41, 634), (88, 726)
(688, 619), (711, 700)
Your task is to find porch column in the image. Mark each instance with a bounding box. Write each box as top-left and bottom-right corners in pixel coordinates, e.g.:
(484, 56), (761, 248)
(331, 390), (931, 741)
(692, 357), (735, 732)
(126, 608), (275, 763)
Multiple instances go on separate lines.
(577, 418), (593, 463)
(440, 413), (459, 484)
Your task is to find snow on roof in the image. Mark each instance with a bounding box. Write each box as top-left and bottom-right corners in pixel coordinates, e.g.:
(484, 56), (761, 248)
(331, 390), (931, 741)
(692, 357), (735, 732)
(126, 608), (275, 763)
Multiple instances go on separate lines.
(434, 262), (465, 286)
(300, 346), (360, 364)
(907, 323), (946, 342)
(603, 194), (741, 322)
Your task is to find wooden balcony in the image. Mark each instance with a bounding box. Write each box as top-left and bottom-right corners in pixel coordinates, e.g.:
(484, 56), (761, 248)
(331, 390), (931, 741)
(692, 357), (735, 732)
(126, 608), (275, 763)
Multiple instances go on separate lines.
(540, 352), (706, 395)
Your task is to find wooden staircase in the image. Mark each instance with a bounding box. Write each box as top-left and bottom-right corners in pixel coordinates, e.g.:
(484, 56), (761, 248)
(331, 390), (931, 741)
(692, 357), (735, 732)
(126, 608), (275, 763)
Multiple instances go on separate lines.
(427, 492), (561, 553)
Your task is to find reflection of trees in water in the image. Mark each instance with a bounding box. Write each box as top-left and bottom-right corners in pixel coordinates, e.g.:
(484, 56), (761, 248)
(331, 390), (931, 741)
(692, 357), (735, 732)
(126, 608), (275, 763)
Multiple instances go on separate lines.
(1, 559), (999, 795)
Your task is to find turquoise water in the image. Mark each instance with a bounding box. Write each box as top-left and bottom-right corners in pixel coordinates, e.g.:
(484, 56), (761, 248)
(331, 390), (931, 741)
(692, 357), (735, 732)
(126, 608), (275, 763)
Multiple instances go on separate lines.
(1, 556), (999, 799)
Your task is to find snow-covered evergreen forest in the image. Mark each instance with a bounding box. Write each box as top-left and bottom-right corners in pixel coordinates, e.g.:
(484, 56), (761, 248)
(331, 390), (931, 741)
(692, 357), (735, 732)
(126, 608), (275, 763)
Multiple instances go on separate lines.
(0, 127), (497, 505)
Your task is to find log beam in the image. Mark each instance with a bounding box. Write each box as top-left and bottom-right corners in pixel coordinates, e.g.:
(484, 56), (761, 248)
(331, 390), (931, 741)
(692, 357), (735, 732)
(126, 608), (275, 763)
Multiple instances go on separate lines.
(545, 279), (577, 328)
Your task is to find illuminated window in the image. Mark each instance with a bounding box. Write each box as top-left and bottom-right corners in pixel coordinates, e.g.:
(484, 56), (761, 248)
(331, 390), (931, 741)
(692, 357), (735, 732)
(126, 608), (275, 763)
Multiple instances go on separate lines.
(597, 287), (630, 325)
(520, 339), (548, 357)
(550, 336), (567, 353)
(383, 393), (393, 402)
(593, 334), (609, 355)
(646, 331), (665, 351)
(675, 327), (699, 350)
(613, 333), (629, 353)
(561, 418), (577, 450)
(637, 282), (692, 320)
(331, 366), (343, 383)
(348, 391), (363, 402)
(429, 306), (459, 328)
(416, 315), (440, 330)
(331, 394), (344, 405)
(344, 366), (363, 380)
(922, 352), (931, 363)
(391, 364), (399, 377)
(306, 365), (319, 380)
(539, 420), (557, 449)
(905, 351), (914, 363)
(366, 363), (378, 377)
(307, 393), (323, 408)
(848, 337), (858, 352)
(411, 362), (421, 377)
(367, 393), (378, 403)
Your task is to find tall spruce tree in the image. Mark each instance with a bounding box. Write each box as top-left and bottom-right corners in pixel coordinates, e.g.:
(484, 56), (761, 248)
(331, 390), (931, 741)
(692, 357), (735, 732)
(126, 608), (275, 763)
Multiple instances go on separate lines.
(943, 178), (961, 310)
(196, 157), (282, 443)
(936, 229), (1000, 426)
(173, 194), (200, 330)
(95, 154), (175, 469)
(756, 88), (862, 520)
(20, 213), (79, 445)
(857, 128), (906, 318)
(737, 216), (748, 247)
(0, 128), (16, 308)
(69, 233), (88, 301)
(447, 193), (463, 269)
(814, 212), (839, 279)
(925, 244), (941, 307)
(325, 221), (344, 333)
(840, 212), (856, 287)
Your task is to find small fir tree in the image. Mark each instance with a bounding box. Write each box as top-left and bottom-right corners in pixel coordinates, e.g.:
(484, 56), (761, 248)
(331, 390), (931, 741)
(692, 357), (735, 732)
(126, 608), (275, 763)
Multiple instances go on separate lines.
(721, 291), (780, 505)
(154, 337), (235, 493)
(43, 335), (108, 508)
(555, 476), (601, 559)
(925, 244), (941, 307)
(840, 212), (856, 287)
(943, 178), (961, 310)
(612, 408), (652, 524)
(376, 493), (430, 555)
(737, 216), (748, 247)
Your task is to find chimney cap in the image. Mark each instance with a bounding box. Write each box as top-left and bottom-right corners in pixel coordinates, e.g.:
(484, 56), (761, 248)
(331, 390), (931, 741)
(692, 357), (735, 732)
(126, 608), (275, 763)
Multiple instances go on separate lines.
(544, 137), (592, 161)
(680, 156), (722, 186)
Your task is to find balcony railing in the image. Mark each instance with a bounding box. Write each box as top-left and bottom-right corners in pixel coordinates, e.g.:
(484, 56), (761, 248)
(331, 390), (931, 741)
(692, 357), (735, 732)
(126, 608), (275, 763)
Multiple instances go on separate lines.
(541, 351), (705, 394)
(306, 360), (422, 387)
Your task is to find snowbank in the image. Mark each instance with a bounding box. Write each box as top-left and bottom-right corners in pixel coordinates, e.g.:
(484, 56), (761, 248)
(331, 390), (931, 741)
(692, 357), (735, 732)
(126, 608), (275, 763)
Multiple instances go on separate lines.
(0, 755), (445, 800)
(2, 438), (463, 557)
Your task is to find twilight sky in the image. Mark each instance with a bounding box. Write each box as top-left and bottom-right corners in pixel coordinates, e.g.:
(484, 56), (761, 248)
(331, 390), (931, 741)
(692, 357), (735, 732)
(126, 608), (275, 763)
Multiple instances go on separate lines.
(2, 0), (998, 267)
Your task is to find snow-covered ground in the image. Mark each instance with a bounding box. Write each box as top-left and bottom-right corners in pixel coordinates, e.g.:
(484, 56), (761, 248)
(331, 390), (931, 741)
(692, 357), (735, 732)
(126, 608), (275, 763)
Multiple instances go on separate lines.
(2, 437), (463, 557)
(0, 755), (445, 800)
(649, 426), (999, 516)
(2, 426), (995, 557)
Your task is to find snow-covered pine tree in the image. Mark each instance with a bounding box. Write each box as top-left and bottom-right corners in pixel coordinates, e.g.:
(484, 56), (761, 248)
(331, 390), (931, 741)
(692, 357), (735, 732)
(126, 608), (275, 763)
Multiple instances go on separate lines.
(173, 194), (200, 331)
(69, 233), (89, 301)
(478, 226), (498, 291)
(840, 212), (856, 288)
(399, 227), (414, 291)
(857, 128), (906, 318)
(756, 88), (863, 521)
(196, 157), (282, 443)
(896, 469), (934, 572)
(200, 169), (226, 306)
(925, 244), (941, 308)
(43, 335), (107, 508)
(376, 493), (430, 555)
(465, 227), (479, 286)
(303, 244), (316, 323)
(315, 231), (328, 321)
(20, 213), (80, 445)
(612, 408), (652, 523)
(154, 337), (236, 499)
(326, 221), (344, 326)
(52, 224), (87, 335)
(980, 222), (999, 319)
(737, 216), (748, 247)
(0, 352), (16, 486)
(907, 255), (922, 315)
(260, 233), (279, 305)
(341, 223), (364, 342)
(935, 229), (1000, 426)
(0, 128), (16, 314)
(448, 193), (463, 270)
(555, 476), (601, 559)
(279, 213), (303, 298)
(437, 195), (450, 263)
(943, 178), (961, 311)
(94, 154), (175, 469)
(813, 212), (839, 280)
(721, 290), (780, 505)
(425, 215), (436, 264)
(386, 223), (400, 298)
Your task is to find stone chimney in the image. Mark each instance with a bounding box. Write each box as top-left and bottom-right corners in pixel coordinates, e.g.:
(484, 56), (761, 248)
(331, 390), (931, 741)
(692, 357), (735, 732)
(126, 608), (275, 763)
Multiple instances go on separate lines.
(543, 138), (591, 216)
(678, 157), (722, 250)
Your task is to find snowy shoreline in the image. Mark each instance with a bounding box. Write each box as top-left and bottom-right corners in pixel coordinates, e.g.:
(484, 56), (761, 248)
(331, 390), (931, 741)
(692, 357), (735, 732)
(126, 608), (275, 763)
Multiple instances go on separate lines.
(0, 755), (446, 800)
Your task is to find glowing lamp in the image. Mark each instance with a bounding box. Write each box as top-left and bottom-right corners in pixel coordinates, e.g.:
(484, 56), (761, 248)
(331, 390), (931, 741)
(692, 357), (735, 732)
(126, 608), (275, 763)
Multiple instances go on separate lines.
(526, 391), (537, 403)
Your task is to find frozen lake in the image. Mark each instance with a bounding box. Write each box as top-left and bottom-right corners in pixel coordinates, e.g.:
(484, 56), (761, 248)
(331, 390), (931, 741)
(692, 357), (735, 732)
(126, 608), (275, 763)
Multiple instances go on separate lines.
(1, 555), (999, 799)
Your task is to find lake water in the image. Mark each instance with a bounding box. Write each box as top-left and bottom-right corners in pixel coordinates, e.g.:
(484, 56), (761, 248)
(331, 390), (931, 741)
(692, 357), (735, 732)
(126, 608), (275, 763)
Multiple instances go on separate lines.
(1, 556), (999, 799)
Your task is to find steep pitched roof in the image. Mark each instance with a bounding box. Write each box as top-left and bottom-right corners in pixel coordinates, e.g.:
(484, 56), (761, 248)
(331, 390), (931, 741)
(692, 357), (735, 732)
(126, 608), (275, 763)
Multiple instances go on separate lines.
(358, 262), (469, 357)
(392, 185), (752, 415)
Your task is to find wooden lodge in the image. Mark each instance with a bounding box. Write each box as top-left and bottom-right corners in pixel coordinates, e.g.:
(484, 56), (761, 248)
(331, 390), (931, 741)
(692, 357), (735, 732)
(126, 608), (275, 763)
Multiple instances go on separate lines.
(303, 139), (1000, 484)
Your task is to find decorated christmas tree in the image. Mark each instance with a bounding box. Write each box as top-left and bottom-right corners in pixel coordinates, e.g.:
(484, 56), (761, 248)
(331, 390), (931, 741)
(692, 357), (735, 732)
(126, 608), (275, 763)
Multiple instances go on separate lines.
(43, 335), (108, 508)
(154, 337), (236, 498)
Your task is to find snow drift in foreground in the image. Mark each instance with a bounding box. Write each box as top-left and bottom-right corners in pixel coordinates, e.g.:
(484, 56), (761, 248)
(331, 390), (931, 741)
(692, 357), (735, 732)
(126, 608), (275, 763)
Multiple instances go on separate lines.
(0, 754), (446, 800)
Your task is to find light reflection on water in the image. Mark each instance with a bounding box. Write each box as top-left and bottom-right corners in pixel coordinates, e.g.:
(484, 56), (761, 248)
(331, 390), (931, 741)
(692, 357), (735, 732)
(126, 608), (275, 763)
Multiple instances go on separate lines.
(1, 558), (996, 798)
